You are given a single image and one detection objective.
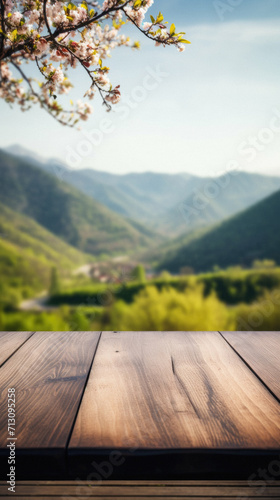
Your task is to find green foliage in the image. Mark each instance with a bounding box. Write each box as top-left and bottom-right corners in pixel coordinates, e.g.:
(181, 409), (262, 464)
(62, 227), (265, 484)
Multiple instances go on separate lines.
(48, 269), (280, 308)
(198, 269), (280, 305)
(0, 310), (69, 331)
(131, 265), (146, 283)
(49, 267), (60, 296)
(236, 289), (280, 331)
(0, 305), (104, 331)
(2, 268), (280, 332)
(253, 259), (276, 269)
(107, 285), (234, 331)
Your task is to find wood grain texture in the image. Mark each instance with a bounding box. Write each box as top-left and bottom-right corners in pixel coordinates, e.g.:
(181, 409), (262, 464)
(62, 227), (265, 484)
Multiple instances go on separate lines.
(1, 480), (280, 498)
(0, 331), (101, 478)
(0, 331), (34, 367)
(3, 497), (280, 500)
(1, 483), (280, 496)
(2, 497), (278, 500)
(0, 331), (100, 449)
(222, 332), (280, 400)
(70, 331), (280, 451)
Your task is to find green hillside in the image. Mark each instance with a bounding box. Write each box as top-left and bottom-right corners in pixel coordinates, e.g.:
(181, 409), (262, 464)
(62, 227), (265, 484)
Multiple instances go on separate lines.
(38, 164), (280, 235)
(0, 150), (158, 255)
(6, 146), (280, 236)
(0, 203), (89, 309)
(160, 190), (280, 273)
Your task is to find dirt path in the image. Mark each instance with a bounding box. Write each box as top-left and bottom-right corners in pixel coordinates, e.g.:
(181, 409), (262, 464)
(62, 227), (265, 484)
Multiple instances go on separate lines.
(19, 291), (56, 312)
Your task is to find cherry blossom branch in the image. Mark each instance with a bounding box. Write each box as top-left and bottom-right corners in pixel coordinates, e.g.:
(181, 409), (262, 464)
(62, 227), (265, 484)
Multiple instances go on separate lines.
(0, 0), (188, 126)
(11, 60), (76, 126)
(0, 0), (6, 60)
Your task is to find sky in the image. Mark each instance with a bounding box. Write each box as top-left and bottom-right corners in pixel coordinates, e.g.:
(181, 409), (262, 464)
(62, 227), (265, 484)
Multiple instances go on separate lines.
(1, 0), (280, 176)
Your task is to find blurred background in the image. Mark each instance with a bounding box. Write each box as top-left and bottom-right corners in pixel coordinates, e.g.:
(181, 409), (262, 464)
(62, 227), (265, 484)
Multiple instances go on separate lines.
(0, 0), (280, 331)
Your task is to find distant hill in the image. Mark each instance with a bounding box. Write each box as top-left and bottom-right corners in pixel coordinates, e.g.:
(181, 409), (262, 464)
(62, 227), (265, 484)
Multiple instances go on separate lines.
(0, 203), (90, 307)
(157, 171), (280, 235)
(159, 190), (280, 273)
(5, 145), (280, 237)
(32, 164), (280, 236)
(0, 150), (158, 255)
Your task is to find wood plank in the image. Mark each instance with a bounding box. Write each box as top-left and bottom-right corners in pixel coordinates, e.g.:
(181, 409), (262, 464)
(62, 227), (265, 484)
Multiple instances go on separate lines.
(1, 480), (280, 498)
(222, 332), (280, 400)
(10, 480), (267, 485)
(1, 483), (280, 496)
(3, 498), (280, 500)
(0, 331), (100, 478)
(0, 331), (34, 367)
(69, 331), (280, 478)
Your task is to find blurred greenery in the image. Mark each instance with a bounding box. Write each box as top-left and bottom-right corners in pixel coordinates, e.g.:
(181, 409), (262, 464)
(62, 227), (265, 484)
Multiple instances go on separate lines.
(1, 267), (280, 331)
(49, 267), (60, 296)
(0, 203), (89, 310)
(48, 268), (280, 307)
(1, 150), (280, 333)
(107, 285), (234, 331)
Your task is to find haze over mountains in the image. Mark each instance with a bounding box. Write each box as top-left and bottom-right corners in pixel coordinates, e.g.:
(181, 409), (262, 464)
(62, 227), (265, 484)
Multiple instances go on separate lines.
(1, 145), (280, 274)
(5, 144), (280, 237)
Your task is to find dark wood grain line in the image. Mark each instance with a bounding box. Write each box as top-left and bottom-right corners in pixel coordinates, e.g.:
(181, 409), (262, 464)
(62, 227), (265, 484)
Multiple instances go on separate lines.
(65, 331), (102, 460)
(219, 332), (280, 404)
(0, 331), (35, 367)
(69, 332), (280, 452)
(170, 355), (202, 419)
(0, 331), (101, 479)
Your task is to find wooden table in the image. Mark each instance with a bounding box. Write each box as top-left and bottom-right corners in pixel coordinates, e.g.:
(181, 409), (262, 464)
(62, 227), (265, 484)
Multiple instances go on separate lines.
(0, 331), (280, 484)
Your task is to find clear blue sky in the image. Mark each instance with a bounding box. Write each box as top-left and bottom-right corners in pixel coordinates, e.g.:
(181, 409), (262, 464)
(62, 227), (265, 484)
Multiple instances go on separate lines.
(1, 0), (280, 176)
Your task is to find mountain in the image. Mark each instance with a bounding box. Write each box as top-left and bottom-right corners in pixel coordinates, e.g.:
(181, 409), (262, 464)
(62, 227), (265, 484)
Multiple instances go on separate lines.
(159, 190), (280, 273)
(0, 203), (90, 308)
(0, 150), (158, 256)
(33, 163), (280, 236)
(157, 171), (280, 235)
(5, 145), (280, 237)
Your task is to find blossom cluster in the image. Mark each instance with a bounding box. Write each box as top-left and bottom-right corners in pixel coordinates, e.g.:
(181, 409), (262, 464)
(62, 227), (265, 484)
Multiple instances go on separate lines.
(0, 0), (189, 126)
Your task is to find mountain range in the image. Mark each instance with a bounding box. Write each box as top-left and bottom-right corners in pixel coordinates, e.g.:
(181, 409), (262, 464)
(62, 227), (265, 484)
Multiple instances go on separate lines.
(0, 149), (158, 256)
(1, 145), (280, 276)
(6, 144), (280, 237)
(159, 189), (280, 273)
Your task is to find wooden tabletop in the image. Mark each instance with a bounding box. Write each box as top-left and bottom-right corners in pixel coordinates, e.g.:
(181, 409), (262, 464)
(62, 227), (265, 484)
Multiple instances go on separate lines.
(1, 480), (280, 499)
(0, 331), (280, 480)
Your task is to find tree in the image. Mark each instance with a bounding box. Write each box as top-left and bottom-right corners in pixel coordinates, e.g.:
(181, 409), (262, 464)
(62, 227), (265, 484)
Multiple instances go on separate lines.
(49, 266), (60, 296)
(108, 285), (233, 331)
(132, 264), (146, 283)
(0, 0), (190, 126)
